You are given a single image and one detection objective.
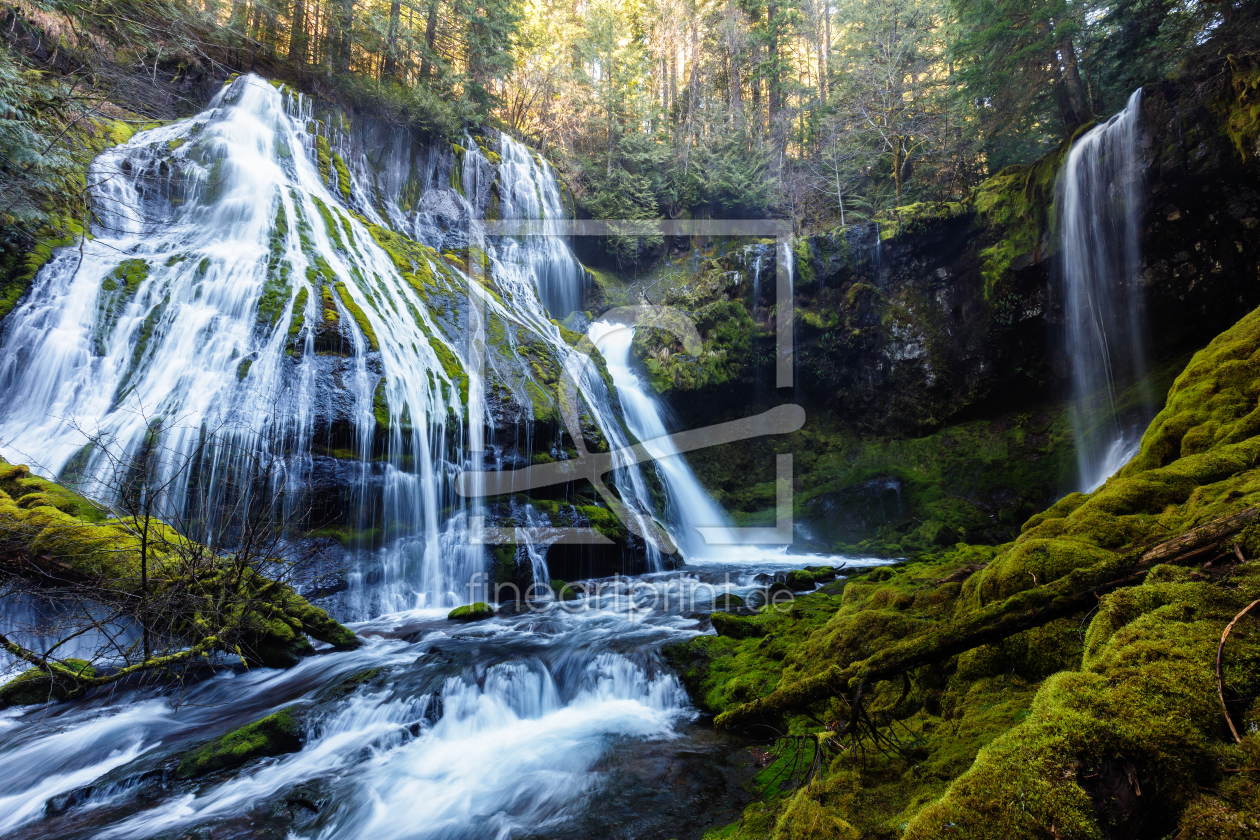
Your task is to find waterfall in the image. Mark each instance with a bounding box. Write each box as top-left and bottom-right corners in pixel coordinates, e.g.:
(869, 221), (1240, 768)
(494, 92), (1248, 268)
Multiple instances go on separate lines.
(1058, 89), (1151, 492)
(496, 139), (584, 319)
(588, 322), (732, 558)
(0, 74), (658, 612)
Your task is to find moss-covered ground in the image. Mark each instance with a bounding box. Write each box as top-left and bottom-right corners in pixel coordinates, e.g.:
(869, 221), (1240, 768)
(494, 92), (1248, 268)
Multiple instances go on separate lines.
(672, 302), (1260, 839)
(0, 458), (359, 700)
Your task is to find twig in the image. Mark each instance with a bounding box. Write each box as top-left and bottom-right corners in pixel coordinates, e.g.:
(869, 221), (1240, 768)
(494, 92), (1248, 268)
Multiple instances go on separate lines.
(1216, 594), (1260, 744)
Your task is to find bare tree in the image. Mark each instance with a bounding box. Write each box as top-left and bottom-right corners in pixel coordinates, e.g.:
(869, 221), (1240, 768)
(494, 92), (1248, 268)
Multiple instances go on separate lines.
(0, 413), (357, 706)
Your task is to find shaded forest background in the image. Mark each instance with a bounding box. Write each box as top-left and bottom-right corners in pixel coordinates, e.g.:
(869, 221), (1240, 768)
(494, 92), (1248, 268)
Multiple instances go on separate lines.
(1, 0), (1258, 266)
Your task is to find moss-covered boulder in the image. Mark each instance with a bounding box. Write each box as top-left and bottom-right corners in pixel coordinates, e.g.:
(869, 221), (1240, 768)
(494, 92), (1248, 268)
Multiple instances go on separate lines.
(785, 569), (816, 592)
(175, 708), (303, 779)
(551, 579), (581, 601)
(0, 659), (96, 707)
(710, 612), (765, 640)
(447, 602), (495, 622)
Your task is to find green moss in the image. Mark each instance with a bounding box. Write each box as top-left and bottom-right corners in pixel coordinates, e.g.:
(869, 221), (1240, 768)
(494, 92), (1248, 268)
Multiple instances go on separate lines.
(551, 579), (581, 601)
(1217, 59), (1260, 163)
(315, 135), (332, 184)
(785, 569), (815, 591)
(680, 301), (1260, 838)
(373, 377), (391, 431)
(332, 151), (352, 201)
(286, 287), (309, 353)
(448, 602), (495, 621)
(311, 195), (346, 251)
(578, 504), (626, 539)
(175, 709), (303, 779)
(710, 612), (765, 639)
(0, 658), (96, 706)
(333, 282), (379, 351)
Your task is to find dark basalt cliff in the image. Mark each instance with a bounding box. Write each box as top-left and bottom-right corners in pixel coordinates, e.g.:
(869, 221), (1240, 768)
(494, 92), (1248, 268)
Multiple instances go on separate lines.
(623, 59), (1260, 556)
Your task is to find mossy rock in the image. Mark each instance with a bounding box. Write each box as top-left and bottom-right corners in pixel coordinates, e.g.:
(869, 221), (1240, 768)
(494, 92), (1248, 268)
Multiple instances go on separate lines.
(551, 579), (582, 601)
(713, 593), (745, 609)
(448, 602), (495, 621)
(711, 612), (765, 640)
(785, 569), (816, 592)
(0, 659), (96, 707)
(175, 708), (303, 779)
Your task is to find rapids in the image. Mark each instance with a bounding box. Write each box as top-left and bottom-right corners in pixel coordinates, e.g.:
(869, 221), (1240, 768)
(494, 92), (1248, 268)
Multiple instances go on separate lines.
(0, 73), (876, 838)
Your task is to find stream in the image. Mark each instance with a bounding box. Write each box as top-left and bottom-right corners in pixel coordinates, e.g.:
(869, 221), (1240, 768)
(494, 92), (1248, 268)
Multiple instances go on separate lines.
(0, 73), (880, 838)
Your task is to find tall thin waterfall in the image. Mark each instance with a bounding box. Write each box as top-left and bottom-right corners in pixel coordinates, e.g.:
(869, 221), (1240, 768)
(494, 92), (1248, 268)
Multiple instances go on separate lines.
(1059, 89), (1151, 492)
(0, 75), (658, 610)
(588, 322), (732, 559)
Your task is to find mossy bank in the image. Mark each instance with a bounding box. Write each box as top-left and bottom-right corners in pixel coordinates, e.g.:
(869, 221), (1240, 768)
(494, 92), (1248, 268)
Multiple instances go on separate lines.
(666, 297), (1260, 839)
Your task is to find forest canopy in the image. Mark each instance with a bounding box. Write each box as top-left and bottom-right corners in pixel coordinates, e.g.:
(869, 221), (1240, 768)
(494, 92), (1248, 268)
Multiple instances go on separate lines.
(0, 0), (1257, 255)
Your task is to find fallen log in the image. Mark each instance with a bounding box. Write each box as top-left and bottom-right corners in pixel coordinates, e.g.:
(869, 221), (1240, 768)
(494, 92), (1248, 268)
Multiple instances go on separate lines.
(1140, 507), (1259, 566)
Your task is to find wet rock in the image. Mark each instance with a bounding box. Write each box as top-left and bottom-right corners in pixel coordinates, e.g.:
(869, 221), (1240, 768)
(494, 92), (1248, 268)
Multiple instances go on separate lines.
(175, 708), (303, 780)
(447, 602), (495, 621)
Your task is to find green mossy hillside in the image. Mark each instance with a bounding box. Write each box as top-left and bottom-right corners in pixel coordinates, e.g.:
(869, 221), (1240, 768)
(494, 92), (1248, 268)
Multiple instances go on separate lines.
(682, 302), (1260, 839)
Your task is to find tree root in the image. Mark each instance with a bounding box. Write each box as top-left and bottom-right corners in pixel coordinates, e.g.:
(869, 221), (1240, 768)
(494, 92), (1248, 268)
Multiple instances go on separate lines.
(1216, 595), (1260, 743)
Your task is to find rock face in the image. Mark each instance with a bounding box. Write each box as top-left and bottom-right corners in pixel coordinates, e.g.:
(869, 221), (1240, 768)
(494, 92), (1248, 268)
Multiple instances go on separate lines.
(626, 59), (1260, 554)
(0, 76), (658, 592)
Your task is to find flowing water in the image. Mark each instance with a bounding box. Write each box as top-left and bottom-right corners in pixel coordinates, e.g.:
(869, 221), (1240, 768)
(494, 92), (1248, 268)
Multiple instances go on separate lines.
(0, 74), (877, 837)
(1059, 89), (1153, 492)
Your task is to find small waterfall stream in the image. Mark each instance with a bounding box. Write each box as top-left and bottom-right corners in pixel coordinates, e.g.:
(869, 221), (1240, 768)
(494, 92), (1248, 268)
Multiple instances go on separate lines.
(0, 74), (881, 838)
(588, 322), (732, 558)
(1059, 89), (1153, 492)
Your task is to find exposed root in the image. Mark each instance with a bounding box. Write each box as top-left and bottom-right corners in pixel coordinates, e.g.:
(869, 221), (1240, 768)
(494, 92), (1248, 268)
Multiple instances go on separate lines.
(1216, 594), (1260, 743)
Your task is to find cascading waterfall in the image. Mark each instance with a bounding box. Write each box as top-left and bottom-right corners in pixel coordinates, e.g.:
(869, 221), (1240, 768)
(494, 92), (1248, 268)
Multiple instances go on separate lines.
(496, 139), (585, 319)
(0, 75), (660, 614)
(1059, 89), (1153, 492)
(0, 74), (880, 840)
(588, 322), (733, 558)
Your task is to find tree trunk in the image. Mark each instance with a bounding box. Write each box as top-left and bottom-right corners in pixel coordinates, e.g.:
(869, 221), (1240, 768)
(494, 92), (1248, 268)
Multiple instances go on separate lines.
(332, 0), (352, 73)
(382, 0), (401, 79)
(823, 0), (831, 104)
(669, 34), (678, 132)
(767, 3), (780, 120)
(419, 0), (439, 79)
(288, 0), (307, 64)
(1058, 35), (1091, 124)
(815, 1), (826, 109)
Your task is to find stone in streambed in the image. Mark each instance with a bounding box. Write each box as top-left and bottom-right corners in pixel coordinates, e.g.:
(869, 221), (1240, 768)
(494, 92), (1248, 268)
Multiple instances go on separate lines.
(447, 602), (495, 621)
(786, 569), (816, 591)
(175, 708), (303, 779)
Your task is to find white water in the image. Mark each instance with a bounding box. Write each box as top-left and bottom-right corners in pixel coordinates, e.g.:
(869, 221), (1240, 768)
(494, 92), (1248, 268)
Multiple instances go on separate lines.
(0, 75), (660, 612)
(588, 322), (732, 558)
(0, 566), (860, 840)
(0, 74), (882, 839)
(1059, 89), (1152, 492)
